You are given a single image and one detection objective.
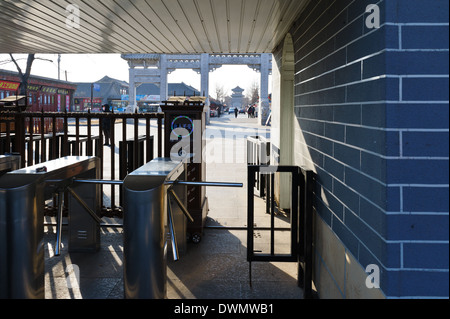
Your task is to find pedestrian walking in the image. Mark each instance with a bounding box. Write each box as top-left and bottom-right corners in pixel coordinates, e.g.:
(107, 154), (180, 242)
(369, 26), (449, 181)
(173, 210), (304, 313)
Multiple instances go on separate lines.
(102, 103), (112, 146)
(248, 105), (255, 118)
(234, 107), (238, 118)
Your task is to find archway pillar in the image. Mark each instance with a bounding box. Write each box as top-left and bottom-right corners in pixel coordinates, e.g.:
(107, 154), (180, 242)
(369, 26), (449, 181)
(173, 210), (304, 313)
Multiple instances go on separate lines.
(160, 54), (168, 103)
(128, 68), (137, 112)
(259, 53), (272, 126)
(200, 53), (211, 124)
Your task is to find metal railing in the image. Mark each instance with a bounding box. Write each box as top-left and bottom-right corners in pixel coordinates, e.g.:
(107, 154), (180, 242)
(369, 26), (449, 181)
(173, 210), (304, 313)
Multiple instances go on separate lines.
(0, 110), (164, 217)
(247, 136), (271, 197)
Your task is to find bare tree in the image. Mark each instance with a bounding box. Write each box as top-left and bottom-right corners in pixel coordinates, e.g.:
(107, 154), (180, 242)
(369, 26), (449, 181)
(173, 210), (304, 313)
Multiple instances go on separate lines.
(223, 95), (232, 107)
(247, 80), (259, 105)
(214, 84), (226, 103)
(9, 54), (35, 96)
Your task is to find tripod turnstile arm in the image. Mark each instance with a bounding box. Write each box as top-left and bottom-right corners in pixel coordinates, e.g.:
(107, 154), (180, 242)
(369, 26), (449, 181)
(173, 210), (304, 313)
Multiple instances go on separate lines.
(168, 188), (194, 223)
(167, 197), (179, 262)
(165, 181), (243, 188)
(66, 187), (103, 224)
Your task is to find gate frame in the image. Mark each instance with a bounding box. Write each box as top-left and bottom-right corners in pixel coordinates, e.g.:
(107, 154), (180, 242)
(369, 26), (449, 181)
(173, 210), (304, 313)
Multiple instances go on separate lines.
(247, 165), (314, 299)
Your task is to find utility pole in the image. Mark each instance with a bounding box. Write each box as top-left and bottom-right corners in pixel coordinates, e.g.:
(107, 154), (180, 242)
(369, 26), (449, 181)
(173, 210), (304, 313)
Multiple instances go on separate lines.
(57, 54), (61, 80)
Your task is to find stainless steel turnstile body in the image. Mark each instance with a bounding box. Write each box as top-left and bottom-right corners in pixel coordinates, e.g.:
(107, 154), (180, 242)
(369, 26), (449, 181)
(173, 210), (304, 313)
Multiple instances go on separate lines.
(123, 158), (186, 299)
(0, 156), (100, 299)
(0, 154), (21, 176)
(123, 158), (243, 299)
(67, 163), (101, 253)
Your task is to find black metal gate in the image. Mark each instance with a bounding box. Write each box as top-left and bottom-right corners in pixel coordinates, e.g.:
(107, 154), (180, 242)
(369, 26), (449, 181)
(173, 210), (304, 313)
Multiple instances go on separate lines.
(247, 165), (314, 299)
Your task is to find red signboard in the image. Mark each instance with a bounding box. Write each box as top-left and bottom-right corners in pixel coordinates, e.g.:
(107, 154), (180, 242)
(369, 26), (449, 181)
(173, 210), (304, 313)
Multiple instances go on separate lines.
(0, 80), (20, 91)
(83, 98), (102, 103)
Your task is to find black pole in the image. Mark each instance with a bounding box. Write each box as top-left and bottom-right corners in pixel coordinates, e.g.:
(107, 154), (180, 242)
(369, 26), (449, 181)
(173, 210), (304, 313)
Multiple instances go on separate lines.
(91, 83), (94, 111)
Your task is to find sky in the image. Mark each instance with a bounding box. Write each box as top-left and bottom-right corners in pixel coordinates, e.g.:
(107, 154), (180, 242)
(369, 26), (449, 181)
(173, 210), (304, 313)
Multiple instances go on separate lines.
(0, 53), (270, 98)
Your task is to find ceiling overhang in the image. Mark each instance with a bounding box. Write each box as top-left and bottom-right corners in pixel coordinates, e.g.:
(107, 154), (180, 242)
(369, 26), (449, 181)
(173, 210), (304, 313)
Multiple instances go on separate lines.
(0, 0), (309, 54)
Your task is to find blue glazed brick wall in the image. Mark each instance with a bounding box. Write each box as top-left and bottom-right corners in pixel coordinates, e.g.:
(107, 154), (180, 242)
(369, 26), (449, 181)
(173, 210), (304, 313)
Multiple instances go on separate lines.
(290, 0), (449, 298)
(384, 0), (449, 298)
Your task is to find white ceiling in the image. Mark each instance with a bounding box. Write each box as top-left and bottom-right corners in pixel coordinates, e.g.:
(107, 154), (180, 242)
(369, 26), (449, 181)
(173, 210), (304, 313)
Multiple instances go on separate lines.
(0, 0), (308, 54)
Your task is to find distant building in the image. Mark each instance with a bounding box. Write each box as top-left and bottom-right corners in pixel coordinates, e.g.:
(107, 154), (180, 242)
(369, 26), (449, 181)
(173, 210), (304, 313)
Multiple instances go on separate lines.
(122, 82), (201, 111)
(0, 69), (77, 112)
(73, 76), (129, 112)
(1, 68), (77, 133)
(231, 86), (245, 110)
(74, 77), (201, 112)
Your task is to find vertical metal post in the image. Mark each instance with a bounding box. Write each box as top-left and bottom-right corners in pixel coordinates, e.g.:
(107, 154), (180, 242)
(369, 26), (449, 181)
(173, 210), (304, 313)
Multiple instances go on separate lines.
(266, 171), (270, 215)
(40, 112), (45, 163)
(90, 83), (93, 113)
(51, 116), (57, 159)
(291, 167), (300, 259)
(87, 112), (92, 156)
(157, 116), (162, 158)
(146, 117), (151, 162)
(55, 191), (64, 256)
(28, 116), (34, 166)
(5, 120), (11, 154)
(298, 170), (305, 289)
(110, 116), (115, 210)
(75, 117), (80, 155)
(247, 166), (256, 288)
(98, 117), (104, 209)
(247, 166), (256, 262)
(14, 112), (25, 168)
(34, 136), (39, 165)
(120, 116), (127, 207)
(270, 172), (275, 256)
(304, 170), (314, 299)
(134, 115), (139, 170)
(63, 114), (69, 157)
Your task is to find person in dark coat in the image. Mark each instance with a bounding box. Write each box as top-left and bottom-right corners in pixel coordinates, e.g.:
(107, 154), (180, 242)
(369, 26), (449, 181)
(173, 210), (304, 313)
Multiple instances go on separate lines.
(234, 107), (238, 118)
(247, 106), (251, 118)
(102, 104), (112, 146)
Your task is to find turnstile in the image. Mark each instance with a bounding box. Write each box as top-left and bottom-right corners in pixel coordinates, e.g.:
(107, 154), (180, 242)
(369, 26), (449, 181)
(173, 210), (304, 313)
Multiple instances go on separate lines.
(0, 156), (100, 299)
(123, 158), (187, 299)
(123, 158), (243, 299)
